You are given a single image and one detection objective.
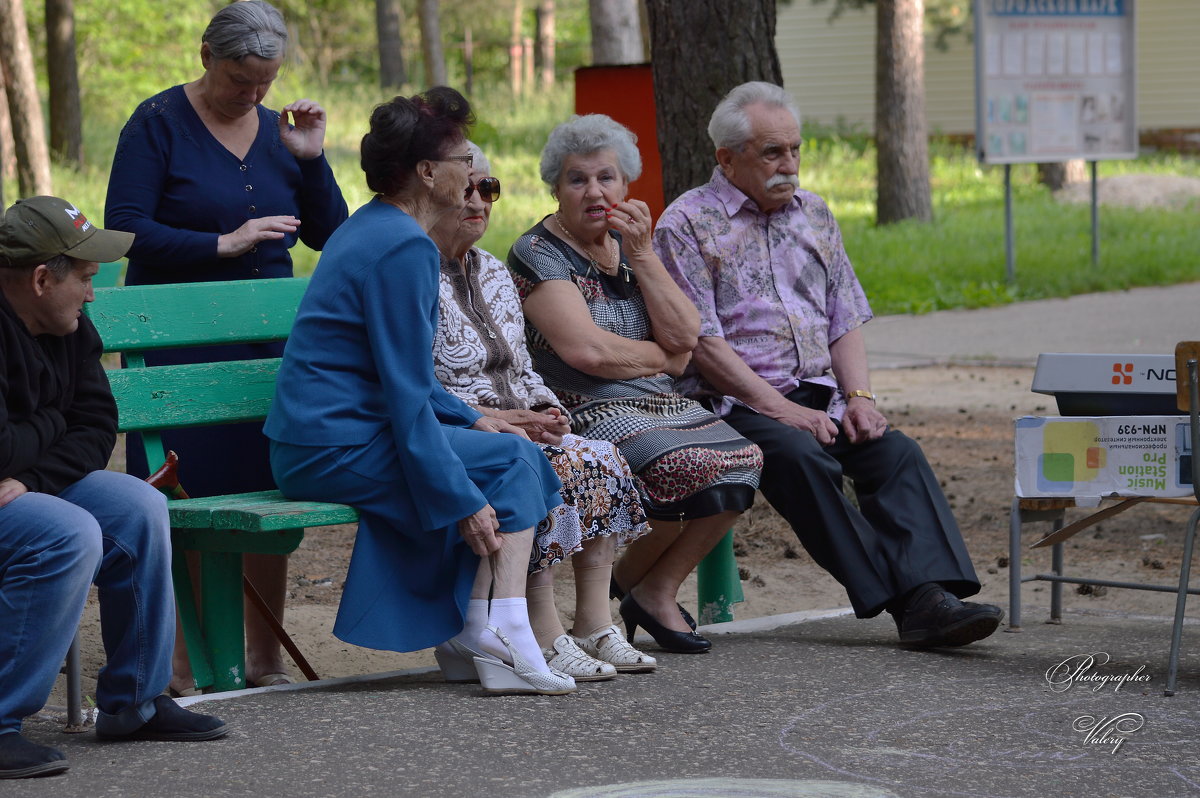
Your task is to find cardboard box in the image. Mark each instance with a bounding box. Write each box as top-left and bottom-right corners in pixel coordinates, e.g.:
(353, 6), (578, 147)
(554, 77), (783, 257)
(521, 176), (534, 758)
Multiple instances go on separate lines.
(1014, 415), (1194, 500)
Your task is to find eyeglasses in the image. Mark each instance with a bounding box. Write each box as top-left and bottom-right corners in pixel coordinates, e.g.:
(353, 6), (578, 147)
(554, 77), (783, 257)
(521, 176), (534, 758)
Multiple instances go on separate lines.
(464, 177), (501, 203)
(442, 154), (474, 168)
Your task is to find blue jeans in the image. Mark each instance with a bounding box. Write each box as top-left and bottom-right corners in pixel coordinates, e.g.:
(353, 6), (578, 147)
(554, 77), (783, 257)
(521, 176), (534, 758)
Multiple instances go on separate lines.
(0, 470), (173, 736)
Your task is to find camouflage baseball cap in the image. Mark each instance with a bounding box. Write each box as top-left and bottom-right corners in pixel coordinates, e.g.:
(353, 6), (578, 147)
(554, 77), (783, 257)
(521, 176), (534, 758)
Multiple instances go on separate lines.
(0, 196), (133, 269)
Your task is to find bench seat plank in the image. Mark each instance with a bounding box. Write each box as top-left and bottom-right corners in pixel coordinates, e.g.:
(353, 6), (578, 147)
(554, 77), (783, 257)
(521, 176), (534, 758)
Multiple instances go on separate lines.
(108, 359), (281, 431)
(87, 278), (307, 350)
(168, 490), (360, 531)
(174, 528), (305, 556)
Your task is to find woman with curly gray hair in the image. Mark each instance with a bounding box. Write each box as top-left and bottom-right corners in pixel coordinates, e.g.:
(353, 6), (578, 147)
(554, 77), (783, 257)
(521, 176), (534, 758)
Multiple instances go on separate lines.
(507, 115), (764, 655)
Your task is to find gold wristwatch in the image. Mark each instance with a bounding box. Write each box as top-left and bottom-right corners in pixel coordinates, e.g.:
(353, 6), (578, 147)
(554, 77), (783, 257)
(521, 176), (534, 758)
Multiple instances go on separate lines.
(846, 389), (876, 403)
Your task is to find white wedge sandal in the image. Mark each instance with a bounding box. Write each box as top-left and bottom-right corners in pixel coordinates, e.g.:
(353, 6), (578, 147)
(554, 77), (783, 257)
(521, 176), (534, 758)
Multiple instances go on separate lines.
(473, 625), (577, 695)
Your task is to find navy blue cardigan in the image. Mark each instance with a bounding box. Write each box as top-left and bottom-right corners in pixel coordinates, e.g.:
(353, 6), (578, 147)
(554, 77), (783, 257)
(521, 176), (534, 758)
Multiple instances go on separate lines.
(105, 84), (347, 286)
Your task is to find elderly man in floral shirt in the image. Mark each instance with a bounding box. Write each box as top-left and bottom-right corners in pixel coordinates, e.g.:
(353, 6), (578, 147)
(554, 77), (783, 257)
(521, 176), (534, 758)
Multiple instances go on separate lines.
(653, 82), (1002, 649)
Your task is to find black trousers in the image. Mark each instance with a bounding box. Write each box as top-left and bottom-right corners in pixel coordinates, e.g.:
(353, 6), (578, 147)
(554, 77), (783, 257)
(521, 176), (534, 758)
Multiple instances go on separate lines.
(724, 386), (980, 618)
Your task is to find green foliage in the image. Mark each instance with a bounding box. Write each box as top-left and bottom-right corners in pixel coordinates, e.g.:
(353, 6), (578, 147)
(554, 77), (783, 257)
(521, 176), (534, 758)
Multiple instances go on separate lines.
(812, 137), (1200, 315)
(25, 0), (221, 126)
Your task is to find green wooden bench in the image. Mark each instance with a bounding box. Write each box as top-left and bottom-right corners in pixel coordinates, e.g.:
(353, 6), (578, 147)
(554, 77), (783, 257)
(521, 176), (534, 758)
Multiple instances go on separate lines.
(86, 277), (359, 693)
(86, 275), (741, 694)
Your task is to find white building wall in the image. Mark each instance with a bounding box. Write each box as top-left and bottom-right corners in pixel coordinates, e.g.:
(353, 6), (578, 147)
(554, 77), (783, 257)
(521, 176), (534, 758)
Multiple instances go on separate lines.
(776, 0), (1200, 135)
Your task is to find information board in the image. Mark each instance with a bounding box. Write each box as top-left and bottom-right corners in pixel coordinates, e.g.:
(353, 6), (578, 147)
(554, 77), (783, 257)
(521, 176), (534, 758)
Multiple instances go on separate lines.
(974, 0), (1137, 164)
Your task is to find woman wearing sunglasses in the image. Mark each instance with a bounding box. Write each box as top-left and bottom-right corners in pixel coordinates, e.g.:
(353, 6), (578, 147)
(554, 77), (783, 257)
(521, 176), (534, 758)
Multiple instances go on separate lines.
(429, 142), (657, 682)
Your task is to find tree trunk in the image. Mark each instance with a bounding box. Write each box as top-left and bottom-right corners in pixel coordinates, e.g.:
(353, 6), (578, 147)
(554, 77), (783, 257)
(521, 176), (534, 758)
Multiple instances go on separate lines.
(645, 0), (781, 204)
(1037, 159), (1088, 191)
(418, 0), (447, 87)
(535, 1), (555, 89)
(875, 0), (932, 225)
(0, 73), (7, 207)
(590, 0), (643, 65)
(0, 60), (15, 193)
(523, 35), (534, 91)
(509, 0), (524, 95)
(46, 0), (82, 168)
(0, 0), (51, 196)
(376, 0), (407, 90)
(463, 26), (474, 96)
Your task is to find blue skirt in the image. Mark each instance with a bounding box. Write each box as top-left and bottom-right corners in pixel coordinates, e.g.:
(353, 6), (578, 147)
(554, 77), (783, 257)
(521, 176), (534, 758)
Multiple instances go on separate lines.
(270, 426), (561, 653)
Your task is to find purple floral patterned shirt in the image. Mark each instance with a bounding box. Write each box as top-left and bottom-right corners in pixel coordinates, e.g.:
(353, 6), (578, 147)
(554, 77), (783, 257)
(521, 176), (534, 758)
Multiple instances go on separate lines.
(653, 168), (873, 419)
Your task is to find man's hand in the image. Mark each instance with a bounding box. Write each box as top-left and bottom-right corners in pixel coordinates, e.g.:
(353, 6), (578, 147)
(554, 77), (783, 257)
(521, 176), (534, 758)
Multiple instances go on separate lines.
(458, 504), (500, 556)
(842, 397), (888, 444)
(0, 478), (29, 508)
(471, 415), (530, 439)
(768, 402), (839, 446)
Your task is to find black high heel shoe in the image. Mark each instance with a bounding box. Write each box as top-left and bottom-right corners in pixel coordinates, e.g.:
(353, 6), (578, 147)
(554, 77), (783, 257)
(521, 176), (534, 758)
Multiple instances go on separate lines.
(619, 594), (711, 654)
(611, 576), (698, 632)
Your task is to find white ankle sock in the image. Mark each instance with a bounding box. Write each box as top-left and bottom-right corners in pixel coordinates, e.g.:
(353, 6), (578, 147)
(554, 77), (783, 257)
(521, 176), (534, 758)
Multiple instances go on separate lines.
(481, 597), (550, 674)
(453, 598), (489, 650)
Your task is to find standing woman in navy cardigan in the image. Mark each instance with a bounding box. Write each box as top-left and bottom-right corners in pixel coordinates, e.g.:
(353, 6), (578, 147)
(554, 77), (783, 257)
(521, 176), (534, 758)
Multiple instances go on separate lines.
(104, 0), (348, 694)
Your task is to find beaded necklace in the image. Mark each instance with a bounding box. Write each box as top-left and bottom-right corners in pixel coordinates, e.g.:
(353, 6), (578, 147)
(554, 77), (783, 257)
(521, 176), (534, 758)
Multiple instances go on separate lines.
(553, 212), (632, 282)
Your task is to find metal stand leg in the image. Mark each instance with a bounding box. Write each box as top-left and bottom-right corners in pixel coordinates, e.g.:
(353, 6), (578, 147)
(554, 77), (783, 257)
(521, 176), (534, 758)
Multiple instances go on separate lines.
(1009, 498), (1022, 631)
(1050, 537), (1064, 623)
(64, 630), (83, 731)
(1165, 508), (1198, 696)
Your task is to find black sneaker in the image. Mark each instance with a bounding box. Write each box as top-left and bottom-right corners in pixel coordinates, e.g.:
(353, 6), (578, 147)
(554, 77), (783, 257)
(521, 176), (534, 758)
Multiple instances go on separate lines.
(96, 695), (230, 742)
(898, 584), (1003, 648)
(0, 732), (69, 779)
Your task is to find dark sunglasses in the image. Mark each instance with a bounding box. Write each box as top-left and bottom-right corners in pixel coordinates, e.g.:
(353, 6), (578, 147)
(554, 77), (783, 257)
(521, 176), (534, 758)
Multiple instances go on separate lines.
(464, 177), (501, 203)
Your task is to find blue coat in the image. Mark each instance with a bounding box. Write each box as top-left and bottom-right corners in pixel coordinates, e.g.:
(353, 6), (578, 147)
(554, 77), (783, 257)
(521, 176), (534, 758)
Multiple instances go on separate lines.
(266, 199), (562, 651)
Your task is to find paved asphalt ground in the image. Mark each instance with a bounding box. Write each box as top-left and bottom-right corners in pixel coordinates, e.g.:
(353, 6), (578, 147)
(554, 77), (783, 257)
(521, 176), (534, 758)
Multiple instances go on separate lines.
(14, 282), (1200, 797)
(862, 281), (1200, 370)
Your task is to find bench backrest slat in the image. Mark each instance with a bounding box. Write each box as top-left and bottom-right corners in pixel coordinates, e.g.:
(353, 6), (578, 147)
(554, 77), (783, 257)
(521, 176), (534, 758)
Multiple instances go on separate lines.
(88, 278), (308, 352)
(107, 359), (282, 432)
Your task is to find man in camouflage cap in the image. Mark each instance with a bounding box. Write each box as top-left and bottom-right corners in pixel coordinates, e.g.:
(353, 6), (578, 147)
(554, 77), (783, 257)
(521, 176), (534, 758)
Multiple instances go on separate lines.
(0, 197), (228, 780)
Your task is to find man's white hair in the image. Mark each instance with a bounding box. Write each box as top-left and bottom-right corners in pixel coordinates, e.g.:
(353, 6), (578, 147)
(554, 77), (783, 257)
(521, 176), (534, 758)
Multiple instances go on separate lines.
(707, 81), (802, 152)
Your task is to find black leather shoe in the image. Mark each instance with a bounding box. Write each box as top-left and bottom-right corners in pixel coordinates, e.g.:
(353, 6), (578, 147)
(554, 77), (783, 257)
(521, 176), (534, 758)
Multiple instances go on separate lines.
(898, 585), (1003, 648)
(611, 575), (698, 631)
(620, 594), (711, 654)
(96, 695), (230, 742)
(0, 733), (69, 779)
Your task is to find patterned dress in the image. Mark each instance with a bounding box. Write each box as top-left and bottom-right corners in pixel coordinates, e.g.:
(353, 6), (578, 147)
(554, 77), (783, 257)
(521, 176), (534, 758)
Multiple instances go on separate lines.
(435, 248), (649, 571)
(507, 220), (763, 521)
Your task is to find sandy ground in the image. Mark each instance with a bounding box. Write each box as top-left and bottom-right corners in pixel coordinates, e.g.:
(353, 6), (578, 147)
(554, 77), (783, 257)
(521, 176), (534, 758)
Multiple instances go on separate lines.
(51, 363), (1198, 709)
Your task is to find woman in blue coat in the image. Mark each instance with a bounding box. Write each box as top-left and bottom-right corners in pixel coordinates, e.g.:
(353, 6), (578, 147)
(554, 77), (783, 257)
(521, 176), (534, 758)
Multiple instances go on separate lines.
(266, 88), (575, 695)
(103, 1), (348, 692)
